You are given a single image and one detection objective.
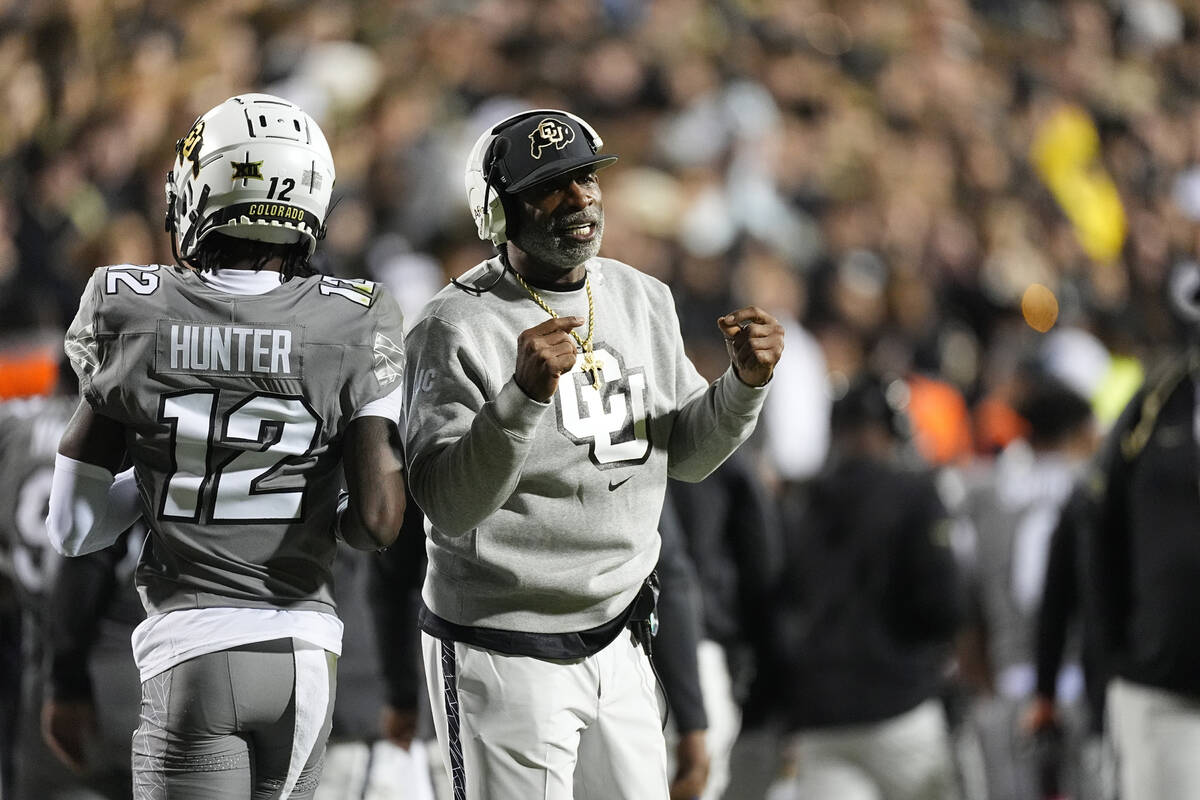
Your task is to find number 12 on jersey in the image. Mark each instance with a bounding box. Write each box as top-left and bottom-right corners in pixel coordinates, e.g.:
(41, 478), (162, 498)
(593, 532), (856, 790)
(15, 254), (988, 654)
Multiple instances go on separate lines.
(158, 389), (321, 523)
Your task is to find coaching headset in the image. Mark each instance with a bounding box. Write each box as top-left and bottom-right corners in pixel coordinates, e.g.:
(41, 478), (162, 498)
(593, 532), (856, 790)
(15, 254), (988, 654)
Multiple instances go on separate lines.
(464, 109), (618, 246)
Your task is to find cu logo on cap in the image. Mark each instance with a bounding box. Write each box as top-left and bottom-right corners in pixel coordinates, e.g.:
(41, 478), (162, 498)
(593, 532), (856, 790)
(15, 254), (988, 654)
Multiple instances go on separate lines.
(529, 119), (576, 159)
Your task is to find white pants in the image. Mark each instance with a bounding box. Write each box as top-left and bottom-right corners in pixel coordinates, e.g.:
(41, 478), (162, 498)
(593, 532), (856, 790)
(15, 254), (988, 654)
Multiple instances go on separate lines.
(316, 739), (437, 800)
(765, 699), (959, 800)
(967, 691), (1104, 800)
(1108, 677), (1200, 800)
(421, 630), (669, 800)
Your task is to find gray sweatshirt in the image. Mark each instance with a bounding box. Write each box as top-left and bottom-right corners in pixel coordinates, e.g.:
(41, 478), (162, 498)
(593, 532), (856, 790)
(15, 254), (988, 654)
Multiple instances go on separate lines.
(404, 256), (767, 634)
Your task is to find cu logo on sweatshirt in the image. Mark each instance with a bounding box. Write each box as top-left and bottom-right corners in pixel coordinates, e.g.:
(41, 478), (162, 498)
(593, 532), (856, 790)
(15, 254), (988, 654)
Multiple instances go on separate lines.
(555, 345), (652, 468)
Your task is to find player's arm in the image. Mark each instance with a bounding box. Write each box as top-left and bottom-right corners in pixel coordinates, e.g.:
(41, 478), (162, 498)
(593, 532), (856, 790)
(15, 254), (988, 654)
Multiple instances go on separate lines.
(1033, 491), (1083, 703)
(41, 531), (129, 771)
(1087, 385), (1144, 657)
(46, 399), (140, 557)
(338, 413), (406, 551)
(654, 497), (711, 800)
(333, 287), (409, 550)
(370, 485), (426, 749)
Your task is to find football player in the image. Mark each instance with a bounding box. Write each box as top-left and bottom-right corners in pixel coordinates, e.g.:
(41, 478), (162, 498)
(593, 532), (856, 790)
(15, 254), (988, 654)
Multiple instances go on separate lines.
(46, 93), (407, 799)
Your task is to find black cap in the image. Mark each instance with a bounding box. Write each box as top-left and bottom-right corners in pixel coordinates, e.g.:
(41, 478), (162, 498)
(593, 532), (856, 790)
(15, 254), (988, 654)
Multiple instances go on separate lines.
(488, 113), (618, 194)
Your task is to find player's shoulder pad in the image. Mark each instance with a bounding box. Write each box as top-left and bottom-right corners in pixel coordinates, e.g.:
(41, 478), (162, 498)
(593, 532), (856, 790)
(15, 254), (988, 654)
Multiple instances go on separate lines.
(85, 264), (171, 332)
(310, 274), (390, 310)
(307, 275), (405, 342)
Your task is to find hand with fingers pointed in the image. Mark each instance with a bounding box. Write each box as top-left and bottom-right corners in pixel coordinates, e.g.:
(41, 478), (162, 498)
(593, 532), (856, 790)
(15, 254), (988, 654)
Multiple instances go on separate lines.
(718, 306), (785, 387)
(515, 316), (586, 402)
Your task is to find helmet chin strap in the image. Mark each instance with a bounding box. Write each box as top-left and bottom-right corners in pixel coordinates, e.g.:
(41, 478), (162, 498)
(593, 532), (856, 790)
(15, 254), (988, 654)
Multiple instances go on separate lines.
(169, 225), (185, 269)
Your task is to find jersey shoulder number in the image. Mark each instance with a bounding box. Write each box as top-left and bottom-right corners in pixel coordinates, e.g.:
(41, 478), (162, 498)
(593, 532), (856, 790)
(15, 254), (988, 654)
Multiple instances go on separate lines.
(318, 276), (379, 307)
(102, 264), (162, 297)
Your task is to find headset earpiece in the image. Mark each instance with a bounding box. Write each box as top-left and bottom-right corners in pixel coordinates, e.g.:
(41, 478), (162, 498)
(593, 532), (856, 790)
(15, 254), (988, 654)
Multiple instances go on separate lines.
(465, 108), (608, 246)
(478, 137), (512, 243)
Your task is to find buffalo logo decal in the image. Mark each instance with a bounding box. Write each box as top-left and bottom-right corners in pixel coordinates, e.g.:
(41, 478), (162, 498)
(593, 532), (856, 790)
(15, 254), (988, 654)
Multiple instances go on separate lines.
(529, 118), (575, 159)
(177, 120), (205, 178)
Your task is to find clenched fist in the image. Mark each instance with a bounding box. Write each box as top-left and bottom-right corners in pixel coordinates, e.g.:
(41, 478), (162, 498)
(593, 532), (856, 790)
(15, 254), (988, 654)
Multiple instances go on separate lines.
(718, 306), (784, 387)
(515, 316), (584, 402)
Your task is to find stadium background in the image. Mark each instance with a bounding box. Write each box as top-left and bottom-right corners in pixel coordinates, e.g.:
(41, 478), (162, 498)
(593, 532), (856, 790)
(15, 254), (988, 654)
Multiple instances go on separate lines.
(2, 0), (1192, 437)
(0, 0), (1196, 796)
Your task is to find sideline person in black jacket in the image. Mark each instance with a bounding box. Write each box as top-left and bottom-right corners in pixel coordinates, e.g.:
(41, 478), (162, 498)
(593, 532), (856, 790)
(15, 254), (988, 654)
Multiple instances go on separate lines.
(1085, 342), (1200, 800)
(761, 373), (964, 800)
(667, 449), (783, 800)
(655, 493), (712, 800)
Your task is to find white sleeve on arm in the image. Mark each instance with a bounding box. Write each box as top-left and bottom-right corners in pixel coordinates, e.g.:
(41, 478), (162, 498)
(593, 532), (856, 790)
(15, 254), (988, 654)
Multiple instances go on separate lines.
(46, 454), (141, 556)
(352, 383), (405, 422)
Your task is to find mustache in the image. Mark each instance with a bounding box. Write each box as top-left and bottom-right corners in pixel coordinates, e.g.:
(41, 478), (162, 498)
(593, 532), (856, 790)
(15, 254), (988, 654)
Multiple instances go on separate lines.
(554, 212), (601, 229)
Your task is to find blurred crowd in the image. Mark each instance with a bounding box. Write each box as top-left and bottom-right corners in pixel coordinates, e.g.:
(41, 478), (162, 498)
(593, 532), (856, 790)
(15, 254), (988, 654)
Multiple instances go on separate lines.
(2, 0), (1199, 455)
(4, 0), (1200, 798)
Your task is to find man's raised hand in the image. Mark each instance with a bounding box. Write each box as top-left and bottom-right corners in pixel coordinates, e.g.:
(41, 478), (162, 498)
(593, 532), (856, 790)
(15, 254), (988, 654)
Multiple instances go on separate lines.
(515, 316), (584, 402)
(718, 306), (784, 387)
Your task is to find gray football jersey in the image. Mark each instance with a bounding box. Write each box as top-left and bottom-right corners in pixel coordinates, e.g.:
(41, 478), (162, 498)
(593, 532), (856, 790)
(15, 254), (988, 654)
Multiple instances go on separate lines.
(65, 264), (405, 616)
(965, 449), (1079, 674)
(0, 394), (77, 607)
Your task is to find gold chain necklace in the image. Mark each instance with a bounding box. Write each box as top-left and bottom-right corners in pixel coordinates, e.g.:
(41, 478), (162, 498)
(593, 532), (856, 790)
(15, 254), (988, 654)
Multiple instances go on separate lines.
(511, 270), (604, 390)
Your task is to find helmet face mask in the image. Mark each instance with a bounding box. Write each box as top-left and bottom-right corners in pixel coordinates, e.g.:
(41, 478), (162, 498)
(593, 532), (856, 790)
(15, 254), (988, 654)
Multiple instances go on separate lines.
(464, 109), (616, 246)
(165, 93), (336, 264)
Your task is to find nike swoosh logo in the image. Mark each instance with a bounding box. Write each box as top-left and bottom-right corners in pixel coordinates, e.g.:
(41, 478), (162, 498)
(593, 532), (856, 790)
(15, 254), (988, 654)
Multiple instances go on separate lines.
(608, 476), (632, 491)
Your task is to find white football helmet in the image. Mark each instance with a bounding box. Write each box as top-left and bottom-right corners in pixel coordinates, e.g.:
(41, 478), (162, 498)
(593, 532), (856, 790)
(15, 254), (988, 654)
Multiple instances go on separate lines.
(165, 93), (336, 261)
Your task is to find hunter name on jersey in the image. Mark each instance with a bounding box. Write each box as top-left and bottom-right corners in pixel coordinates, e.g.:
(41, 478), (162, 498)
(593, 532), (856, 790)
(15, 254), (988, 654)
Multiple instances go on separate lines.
(155, 320), (303, 378)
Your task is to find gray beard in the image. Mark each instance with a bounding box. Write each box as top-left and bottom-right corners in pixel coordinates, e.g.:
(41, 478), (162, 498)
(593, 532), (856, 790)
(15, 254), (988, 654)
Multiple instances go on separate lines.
(511, 214), (604, 272)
